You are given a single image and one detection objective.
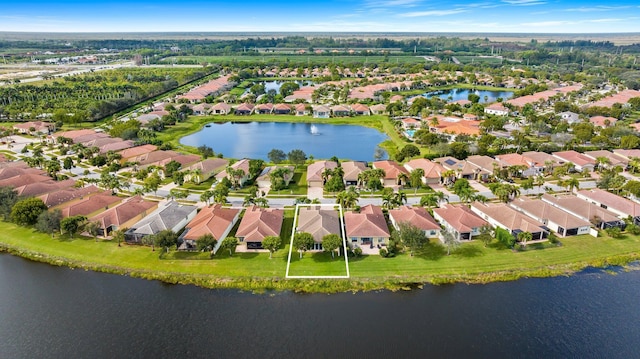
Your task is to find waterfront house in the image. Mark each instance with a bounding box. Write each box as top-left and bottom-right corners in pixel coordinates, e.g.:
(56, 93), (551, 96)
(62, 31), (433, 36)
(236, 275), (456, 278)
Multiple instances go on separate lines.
(125, 201), (198, 243)
(255, 103), (274, 114)
(306, 160), (338, 188)
(484, 103), (509, 116)
(351, 104), (370, 116)
(389, 205), (440, 239)
(433, 204), (488, 241)
(294, 103), (309, 116)
(510, 197), (593, 237)
(312, 105), (331, 119)
(540, 194), (625, 230)
(344, 205), (390, 247)
(211, 102), (232, 115)
(296, 206), (342, 250)
(256, 165), (294, 189)
(89, 195), (157, 237)
(273, 103), (292, 115)
(234, 103), (254, 115)
(178, 204), (240, 252)
(577, 188), (640, 224)
(369, 104), (387, 115)
(341, 161), (367, 187)
(235, 206), (284, 249)
(331, 105), (351, 117)
(471, 202), (549, 242)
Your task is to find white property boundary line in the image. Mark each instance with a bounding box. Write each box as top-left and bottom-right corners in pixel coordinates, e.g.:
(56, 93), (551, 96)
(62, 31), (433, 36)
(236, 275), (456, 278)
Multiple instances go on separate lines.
(285, 203), (350, 279)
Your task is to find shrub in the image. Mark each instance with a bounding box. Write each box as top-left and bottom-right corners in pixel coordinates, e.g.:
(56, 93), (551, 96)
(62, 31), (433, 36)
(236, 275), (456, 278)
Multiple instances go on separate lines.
(353, 247), (363, 257)
(379, 248), (388, 257)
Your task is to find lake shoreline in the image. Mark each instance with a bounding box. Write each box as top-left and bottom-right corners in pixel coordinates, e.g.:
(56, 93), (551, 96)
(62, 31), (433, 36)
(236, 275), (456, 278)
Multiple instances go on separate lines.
(3, 240), (639, 293)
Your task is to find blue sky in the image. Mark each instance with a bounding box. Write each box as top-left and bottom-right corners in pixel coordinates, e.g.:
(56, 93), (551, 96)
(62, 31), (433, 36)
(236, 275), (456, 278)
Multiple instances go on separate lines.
(1, 0), (639, 33)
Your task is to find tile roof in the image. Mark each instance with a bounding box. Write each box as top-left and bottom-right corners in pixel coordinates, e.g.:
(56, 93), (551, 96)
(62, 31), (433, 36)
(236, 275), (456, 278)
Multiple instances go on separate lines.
(471, 202), (547, 234)
(389, 205), (440, 231)
(235, 206), (284, 242)
(297, 206), (341, 242)
(130, 201), (198, 236)
(541, 194), (620, 223)
(341, 161), (367, 182)
(345, 205), (390, 238)
(433, 204), (487, 233)
(552, 150), (595, 167)
(59, 192), (122, 218)
(90, 195), (157, 231)
(306, 160), (338, 182)
(118, 144), (158, 160)
(373, 160), (409, 180)
(510, 197), (591, 229)
(15, 179), (76, 197)
(404, 158), (445, 179)
(38, 185), (101, 208)
(577, 188), (640, 217)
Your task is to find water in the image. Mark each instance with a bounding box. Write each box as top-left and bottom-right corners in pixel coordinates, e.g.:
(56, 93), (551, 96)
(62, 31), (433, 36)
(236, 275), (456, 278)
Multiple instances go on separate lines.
(420, 88), (513, 103)
(2, 253), (640, 358)
(245, 80), (312, 95)
(180, 122), (388, 161)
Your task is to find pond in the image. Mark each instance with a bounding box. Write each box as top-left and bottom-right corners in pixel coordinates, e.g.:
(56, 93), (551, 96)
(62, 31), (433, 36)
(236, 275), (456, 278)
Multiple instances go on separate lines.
(2, 254), (640, 358)
(419, 88), (513, 103)
(180, 121), (388, 161)
(244, 80), (313, 96)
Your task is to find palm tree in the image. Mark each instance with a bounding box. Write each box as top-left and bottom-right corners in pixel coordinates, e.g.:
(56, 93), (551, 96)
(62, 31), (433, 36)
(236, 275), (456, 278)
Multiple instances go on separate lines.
(565, 177), (580, 193)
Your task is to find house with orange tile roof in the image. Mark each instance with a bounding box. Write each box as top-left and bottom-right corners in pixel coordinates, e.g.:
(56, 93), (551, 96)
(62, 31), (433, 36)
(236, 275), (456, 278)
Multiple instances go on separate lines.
(13, 121), (55, 135)
(215, 158), (251, 188)
(236, 206), (284, 249)
(234, 103), (254, 115)
(294, 103), (309, 116)
(510, 197), (593, 237)
(38, 185), (101, 208)
(89, 195), (158, 237)
(372, 160), (409, 187)
(351, 104), (370, 116)
(433, 204), (488, 241)
(58, 192), (122, 218)
(552, 150), (595, 172)
(126, 201), (197, 243)
(587, 89), (640, 108)
(14, 179), (76, 198)
(211, 102), (232, 115)
(404, 158), (445, 184)
(118, 144), (158, 164)
(273, 103), (292, 115)
(589, 116), (618, 128)
(389, 205), (440, 239)
(577, 188), (640, 224)
(428, 115), (480, 140)
(400, 117), (421, 130)
(471, 202), (549, 242)
(255, 103), (274, 114)
(344, 205), (390, 247)
(178, 204), (241, 251)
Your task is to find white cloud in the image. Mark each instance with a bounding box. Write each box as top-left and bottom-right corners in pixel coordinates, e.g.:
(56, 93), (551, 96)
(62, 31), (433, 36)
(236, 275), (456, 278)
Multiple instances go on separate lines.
(564, 6), (632, 12)
(502, 0), (546, 6)
(363, 0), (423, 8)
(399, 9), (467, 17)
(521, 18), (627, 27)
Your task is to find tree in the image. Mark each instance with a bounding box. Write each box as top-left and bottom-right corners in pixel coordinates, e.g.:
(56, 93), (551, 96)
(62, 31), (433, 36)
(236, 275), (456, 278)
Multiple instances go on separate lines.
(212, 182), (230, 204)
(476, 224), (494, 247)
(11, 197), (48, 226)
(84, 221), (101, 242)
(196, 233), (217, 256)
(606, 226), (623, 239)
(60, 215), (87, 239)
(620, 135), (640, 149)
(143, 172), (161, 196)
(452, 178), (477, 203)
(262, 235), (282, 259)
(164, 160), (182, 178)
(293, 232), (314, 259)
(495, 227), (516, 248)
(220, 236), (238, 256)
(409, 168), (424, 194)
(197, 145), (214, 159)
(35, 209), (62, 238)
(516, 231), (533, 246)
(0, 186), (19, 221)
(441, 228), (459, 255)
(336, 188), (359, 209)
(288, 149), (307, 166)
(564, 177), (580, 193)
(63, 157), (74, 170)
(396, 221), (428, 256)
(322, 234), (343, 259)
(268, 148), (287, 164)
(112, 228), (126, 247)
(154, 229), (178, 253)
(200, 190), (214, 205)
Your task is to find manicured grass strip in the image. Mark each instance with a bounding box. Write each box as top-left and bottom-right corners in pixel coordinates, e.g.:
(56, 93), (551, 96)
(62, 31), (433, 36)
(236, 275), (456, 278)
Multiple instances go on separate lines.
(287, 252), (349, 277)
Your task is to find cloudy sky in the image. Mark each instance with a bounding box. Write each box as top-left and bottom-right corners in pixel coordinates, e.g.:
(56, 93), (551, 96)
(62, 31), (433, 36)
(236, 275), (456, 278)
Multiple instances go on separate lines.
(1, 0), (639, 33)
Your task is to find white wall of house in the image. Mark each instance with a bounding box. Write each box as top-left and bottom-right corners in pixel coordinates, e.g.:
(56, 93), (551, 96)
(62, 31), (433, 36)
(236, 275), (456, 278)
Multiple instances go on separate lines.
(349, 236), (389, 246)
(575, 193), (627, 219)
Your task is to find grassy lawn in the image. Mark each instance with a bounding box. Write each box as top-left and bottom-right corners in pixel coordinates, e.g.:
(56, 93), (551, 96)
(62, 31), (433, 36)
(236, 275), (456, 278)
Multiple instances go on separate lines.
(268, 170), (308, 196)
(287, 251), (348, 277)
(3, 218), (640, 291)
(181, 177), (217, 191)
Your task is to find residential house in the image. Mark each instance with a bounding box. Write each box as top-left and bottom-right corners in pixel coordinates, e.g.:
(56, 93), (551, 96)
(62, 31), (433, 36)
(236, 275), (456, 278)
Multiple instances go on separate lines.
(541, 194), (625, 230)
(369, 104), (387, 115)
(273, 103), (292, 115)
(313, 105), (331, 119)
(465, 155), (501, 181)
(117, 144), (158, 164)
(13, 179), (76, 198)
(389, 205), (440, 239)
(495, 153), (539, 177)
(341, 161), (367, 187)
(577, 188), (640, 224)
(215, 158), (251, 188)
(589, 116), (618, 128)
(552, 151), (595, 173)
(471, 202), (549, 242)
(403, 158), (445, 185)
(400, 118), (421, 130)
(211, 102), (232, 115)
(234, 103), (254, 115)
(612, 149), (640, 162)
(510, 197), (593, 237)
(433, 157), (479, 181)
(89, 196), (158, 237)
(50, 129), (96, 143)
(256, 166), (294, 189)
(295, 104), (309, 116)
(125, 201), (198, 243)
(182, 158), (229, 184)
(255, 103), (274, 114)
(522, 151), (563, 173)
(306, 160), (338, 188)
(558, 111), (581, 125)
(351, 104), (370, 116)
(235, 206), (284, 249)
(178, 204), (241, 251)
(372, 160), (409, 187)
(331, 105), (351, 117)
(135, 150), (200, 170)
(463, 113), (478, 121)
(192, 103), (212, 115)
(428, 115), (481, 140)
(583, 150), (628, 169)
(389, 95), (404, 103)
(13, 121), (55, 135)
(344, 205), (390, 247)
(484, 103), (509, 116)
(58, 192), (122, 218)
(38, 185), (101, 208)
(433, 204), (488, 241)
(296, 206), (342, 250)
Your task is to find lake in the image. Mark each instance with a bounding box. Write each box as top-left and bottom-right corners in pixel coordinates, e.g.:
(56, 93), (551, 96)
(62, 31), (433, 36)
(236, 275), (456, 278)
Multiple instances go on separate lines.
(420, 88), (513, 103)
(180, 122), (388, 161)
(2, 253), (640, 358)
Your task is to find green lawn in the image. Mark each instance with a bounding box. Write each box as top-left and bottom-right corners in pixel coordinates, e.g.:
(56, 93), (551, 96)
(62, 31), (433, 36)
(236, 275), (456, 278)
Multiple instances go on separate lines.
(2, 218), (640, 291)
(287, 251), (349, 277)
(267, 170), (308, 196)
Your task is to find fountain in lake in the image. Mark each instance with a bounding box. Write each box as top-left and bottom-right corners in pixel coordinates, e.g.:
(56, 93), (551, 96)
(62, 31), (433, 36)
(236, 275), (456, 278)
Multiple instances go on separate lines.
(310, 124), (319, 135)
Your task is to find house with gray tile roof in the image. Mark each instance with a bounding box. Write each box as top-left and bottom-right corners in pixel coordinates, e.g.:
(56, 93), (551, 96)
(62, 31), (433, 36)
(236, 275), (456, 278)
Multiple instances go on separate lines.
(125, 201), (197, 243)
